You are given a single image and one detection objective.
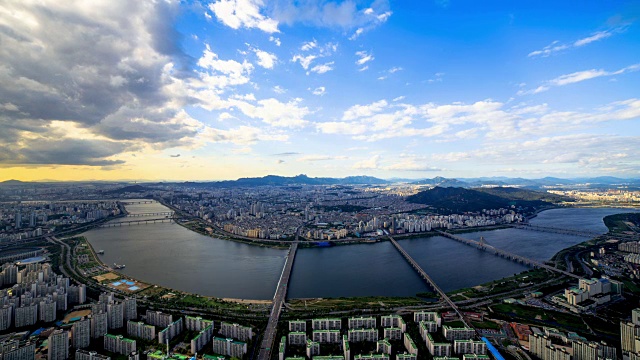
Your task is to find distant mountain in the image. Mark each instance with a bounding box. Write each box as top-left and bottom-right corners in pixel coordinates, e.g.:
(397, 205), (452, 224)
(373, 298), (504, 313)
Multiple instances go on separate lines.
(180, 174), (389, 188)
(0, 179), (24, 185)
(411, 176), (470, 187)
(406, 186), (554, 214)
(103, 185), (150, 194)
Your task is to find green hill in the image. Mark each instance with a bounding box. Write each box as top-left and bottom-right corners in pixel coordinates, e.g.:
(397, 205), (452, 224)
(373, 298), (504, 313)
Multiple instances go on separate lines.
(406, 186), (554, 214)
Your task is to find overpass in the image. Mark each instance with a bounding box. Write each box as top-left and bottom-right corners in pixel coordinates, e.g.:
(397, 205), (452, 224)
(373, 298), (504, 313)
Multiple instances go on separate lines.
(436, 231), (580, 279)
(257, 235), (300, 360)
(126, 212), (174, 217)
(99, 218), (173, 227)
(388, 236), (470, 327)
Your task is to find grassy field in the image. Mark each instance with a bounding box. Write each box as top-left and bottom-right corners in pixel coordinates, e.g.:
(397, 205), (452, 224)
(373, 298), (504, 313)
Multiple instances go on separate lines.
(603, 213), (640, 233)
(286, 296), (430, 312)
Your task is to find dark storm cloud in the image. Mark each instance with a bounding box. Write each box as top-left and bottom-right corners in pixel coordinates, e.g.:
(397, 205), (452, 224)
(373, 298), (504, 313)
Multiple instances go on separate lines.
(0, 1), (198, 166)
(0, 138), (127, 166)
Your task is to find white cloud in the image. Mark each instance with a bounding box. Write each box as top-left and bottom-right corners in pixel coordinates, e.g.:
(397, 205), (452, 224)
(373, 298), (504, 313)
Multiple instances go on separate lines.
(291, 54), (317, 70)
(353, 155), (380, 169)
(297, 155), (348, 162)
(269, 36), (281, 46)
(200, 125), (288, 145)
(355, 50), (374, 67)
(388, 66), (403, 73)
(312, 86), (326, 96)
(273, 0), (391, 33)
(301, 39), (318, 51)
(518, 63), (640, 95)
(273, 85), (286, 94)
(208, 0), (279, 33)
(232, 98), (310, 128)
(358, 66), (369, 72)
(253, 48), (277, 69)
(343, 100), (388, 120)
(309, 62), (334, 74)
(528, 27), (627, 58)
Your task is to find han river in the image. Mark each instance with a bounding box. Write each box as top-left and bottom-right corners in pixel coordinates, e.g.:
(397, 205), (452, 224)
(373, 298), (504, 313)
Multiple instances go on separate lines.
(82, 203), (637, 300)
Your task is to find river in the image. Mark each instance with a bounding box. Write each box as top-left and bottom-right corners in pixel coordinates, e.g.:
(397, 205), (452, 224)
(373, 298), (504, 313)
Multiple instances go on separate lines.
(82, 204), (636, 299)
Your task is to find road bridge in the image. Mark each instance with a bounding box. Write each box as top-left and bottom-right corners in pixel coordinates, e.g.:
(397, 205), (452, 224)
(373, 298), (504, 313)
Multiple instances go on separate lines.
(510, 224), (601, 237)
(257, 235), (299, 360)
(99, 218), (173, 227)
(126, 212), (174, 217)
(120, 200), (156, 205)
(388, 236), (470, 327)
(436, 231), (580, 279)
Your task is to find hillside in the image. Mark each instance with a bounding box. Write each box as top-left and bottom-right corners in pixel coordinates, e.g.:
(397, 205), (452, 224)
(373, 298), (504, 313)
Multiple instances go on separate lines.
(473, 187), (573, 203)
(406, 187), (553, 214)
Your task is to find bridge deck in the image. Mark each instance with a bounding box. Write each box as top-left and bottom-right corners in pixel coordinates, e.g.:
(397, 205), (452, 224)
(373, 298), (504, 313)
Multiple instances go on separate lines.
(388, 236), (469, 327)
(436, 231), (580, 279)
(99, 218), (173, 227)
(257, 241), (298, 360)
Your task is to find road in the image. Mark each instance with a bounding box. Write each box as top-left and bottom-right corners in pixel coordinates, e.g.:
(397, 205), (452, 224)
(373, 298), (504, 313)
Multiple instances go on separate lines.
(257, 230), (299, 360)
(388, 235), (470, 327)
(437, 231), (580, 279)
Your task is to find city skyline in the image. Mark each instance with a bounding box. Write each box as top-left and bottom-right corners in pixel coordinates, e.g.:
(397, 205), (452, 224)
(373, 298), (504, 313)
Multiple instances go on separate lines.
(1, 1), (639, 181)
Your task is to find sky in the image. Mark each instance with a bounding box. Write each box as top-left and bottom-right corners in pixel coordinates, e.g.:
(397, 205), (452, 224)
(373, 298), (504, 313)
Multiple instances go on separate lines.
(1, 0), (639, 181)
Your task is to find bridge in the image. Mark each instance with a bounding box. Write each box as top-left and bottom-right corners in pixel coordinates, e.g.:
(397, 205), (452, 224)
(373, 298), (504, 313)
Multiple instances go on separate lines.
(120, 200), (156, 205)
(388, 236), (470, 327)
(510, 223), (601, 237)
(436, 231), (580, 279)
(126, 212), (174, 217)
(99, 218), (174, 228)
(257, 235), (299, 360)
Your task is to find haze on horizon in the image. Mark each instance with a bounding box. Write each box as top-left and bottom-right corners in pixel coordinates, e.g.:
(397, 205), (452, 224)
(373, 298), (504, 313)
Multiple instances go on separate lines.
(1, 0), (639, 182)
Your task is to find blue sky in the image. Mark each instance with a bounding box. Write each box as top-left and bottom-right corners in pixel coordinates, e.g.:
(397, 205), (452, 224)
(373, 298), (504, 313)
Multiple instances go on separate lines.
(1, 0), (639, 181)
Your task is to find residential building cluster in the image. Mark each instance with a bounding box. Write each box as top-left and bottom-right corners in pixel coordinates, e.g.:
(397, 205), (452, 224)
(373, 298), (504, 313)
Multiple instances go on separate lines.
(0, 200), (121, 243)
(279, 312), (493, 360)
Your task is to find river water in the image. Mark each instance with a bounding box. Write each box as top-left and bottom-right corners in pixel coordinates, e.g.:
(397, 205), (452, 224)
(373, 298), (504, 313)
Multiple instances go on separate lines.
(83, 204), (636, 299)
